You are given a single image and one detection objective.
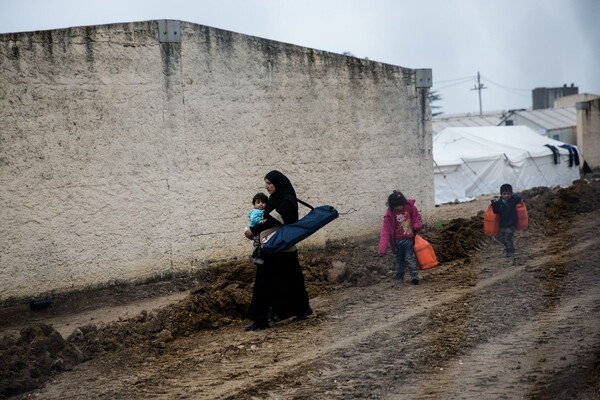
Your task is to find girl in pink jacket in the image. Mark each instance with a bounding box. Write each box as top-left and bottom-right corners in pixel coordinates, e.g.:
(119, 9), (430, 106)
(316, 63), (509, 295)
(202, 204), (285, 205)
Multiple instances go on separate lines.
(378, 190), (423, 286)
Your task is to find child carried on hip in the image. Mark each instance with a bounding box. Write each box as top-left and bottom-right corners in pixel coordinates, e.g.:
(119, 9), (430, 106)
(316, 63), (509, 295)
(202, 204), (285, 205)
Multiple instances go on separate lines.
(245, 192), (268, 264)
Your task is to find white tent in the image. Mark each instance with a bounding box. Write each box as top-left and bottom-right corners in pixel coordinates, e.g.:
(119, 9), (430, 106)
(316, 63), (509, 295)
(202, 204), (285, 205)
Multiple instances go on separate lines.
(433, 126), (581, 204)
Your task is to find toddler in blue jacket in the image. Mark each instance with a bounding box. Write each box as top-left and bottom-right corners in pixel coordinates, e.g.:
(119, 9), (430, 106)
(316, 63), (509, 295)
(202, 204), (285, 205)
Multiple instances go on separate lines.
(246, 192), (268, 264)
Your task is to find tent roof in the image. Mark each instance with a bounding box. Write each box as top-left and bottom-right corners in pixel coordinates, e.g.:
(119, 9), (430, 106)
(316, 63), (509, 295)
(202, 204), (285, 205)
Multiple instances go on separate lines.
(432, 111), (504, 134)
(433, 125), (572, 167)
(511, 107), (576, 131)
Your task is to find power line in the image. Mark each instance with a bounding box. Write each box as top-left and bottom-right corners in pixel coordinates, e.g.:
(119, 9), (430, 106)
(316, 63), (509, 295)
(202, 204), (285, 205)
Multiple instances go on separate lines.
(433, 76), (474, 90)
(431, 71), (534, 113)
(434, 73), (530, 96)
(433, 75), (476, 85)
(480, 76), (531, 98)
(479, 75), (529, 92)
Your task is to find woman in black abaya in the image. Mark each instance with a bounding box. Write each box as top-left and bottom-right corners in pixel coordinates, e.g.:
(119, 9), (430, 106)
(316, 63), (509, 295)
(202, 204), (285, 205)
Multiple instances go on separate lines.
(243, 170), (312, 331)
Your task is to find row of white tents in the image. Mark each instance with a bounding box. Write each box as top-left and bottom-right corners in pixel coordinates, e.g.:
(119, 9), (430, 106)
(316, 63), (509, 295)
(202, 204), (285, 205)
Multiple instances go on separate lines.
(433, 126), (582, 204)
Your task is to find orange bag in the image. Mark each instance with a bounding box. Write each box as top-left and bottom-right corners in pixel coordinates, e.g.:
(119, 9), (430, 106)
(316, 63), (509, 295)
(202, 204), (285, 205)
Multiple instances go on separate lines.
(516, 200), (528, 230)
(414, 233), (438, 270)
(484, 204), (500, 236)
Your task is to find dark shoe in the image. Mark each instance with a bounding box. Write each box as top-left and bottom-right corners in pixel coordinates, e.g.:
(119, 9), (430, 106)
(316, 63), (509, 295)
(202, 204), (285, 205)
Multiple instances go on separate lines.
(294, 306), (313, 321)
(411, 277), (420, 285)
(244, 322), (268, 331)
(506, 250), (515, 257)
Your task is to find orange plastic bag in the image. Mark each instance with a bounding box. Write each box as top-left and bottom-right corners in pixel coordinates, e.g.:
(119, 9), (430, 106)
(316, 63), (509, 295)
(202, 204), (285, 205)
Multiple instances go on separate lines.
(516, 200), (528, 230)
(414, 233), (438, 270)
(484, 204), (500, 236)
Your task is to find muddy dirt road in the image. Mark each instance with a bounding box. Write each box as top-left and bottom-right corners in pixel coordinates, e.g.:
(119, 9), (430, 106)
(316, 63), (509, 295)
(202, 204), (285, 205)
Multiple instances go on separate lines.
(2, 180), (600, 399)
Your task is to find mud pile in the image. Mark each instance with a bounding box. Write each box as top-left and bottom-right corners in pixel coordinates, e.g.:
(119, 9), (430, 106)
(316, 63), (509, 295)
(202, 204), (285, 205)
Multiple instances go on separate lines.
(1, 177), (599, 398)
(0, 325), (84, 398)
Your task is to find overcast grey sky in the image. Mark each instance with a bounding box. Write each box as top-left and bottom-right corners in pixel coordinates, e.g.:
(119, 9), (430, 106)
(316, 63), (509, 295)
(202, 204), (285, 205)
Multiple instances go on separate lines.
(1, 0), (598, 115)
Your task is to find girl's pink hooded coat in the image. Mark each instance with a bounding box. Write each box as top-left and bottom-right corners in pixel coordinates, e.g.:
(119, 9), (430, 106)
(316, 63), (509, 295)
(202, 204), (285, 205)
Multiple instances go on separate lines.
(378, 199), (423, 256)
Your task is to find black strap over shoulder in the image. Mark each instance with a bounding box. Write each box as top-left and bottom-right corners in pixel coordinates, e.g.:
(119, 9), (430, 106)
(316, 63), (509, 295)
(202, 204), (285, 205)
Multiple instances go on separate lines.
(297, 199), (314, 210)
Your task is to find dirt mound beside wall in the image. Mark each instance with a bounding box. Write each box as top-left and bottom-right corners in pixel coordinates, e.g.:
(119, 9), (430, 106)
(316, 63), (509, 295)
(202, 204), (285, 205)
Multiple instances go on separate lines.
(0, 324), (84, 398)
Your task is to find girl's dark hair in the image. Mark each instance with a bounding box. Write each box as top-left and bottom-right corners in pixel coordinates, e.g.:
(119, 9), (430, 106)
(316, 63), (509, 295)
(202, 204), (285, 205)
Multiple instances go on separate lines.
(387, 190), (407, 209)
(252, 192), (269, 204)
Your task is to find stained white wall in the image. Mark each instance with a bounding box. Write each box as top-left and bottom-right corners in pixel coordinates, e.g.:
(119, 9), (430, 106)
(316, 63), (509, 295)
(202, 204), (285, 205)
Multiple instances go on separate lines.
(0, 20), (434, 302)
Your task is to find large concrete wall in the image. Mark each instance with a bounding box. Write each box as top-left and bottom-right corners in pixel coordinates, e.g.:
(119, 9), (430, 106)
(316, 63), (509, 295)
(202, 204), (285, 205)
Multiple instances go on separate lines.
(0, 20), (434, 302)
(577, 98), (600, 168)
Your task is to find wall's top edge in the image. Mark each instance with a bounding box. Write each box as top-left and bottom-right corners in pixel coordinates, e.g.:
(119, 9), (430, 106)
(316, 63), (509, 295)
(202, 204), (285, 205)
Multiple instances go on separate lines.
(0, 19), (415, 72)
(0, 20), (157, 37)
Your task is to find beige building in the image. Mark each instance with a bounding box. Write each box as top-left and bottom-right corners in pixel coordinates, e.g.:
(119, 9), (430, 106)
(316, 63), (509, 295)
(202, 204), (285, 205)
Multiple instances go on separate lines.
(577, 98), (600, 169)
(0, 20), (434, 302)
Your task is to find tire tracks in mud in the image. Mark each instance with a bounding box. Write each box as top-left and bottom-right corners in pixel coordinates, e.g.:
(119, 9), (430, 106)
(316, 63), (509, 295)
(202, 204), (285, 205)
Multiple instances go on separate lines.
(18, 211), (600, 400)
(197, 261), (529, 399)
(221, 213), (600, 399)
(21, 252), (536, 400)
(405, 286), (600, 400)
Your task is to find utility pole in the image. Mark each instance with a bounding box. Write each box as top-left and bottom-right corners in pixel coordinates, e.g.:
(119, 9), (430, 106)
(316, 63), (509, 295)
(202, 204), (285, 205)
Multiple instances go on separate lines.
(471, 71), (487, 115)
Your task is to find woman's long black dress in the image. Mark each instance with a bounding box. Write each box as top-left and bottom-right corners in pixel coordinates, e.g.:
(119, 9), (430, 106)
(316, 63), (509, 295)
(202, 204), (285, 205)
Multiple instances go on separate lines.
(248, 171), (311, 326)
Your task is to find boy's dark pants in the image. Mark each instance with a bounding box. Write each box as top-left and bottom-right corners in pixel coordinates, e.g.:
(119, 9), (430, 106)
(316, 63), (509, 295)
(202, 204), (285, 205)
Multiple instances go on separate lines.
(498, 227), (515, 254)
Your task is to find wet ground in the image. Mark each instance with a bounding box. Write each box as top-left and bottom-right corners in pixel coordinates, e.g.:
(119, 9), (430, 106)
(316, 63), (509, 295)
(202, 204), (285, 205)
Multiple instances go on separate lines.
(1, 177), (600, 399)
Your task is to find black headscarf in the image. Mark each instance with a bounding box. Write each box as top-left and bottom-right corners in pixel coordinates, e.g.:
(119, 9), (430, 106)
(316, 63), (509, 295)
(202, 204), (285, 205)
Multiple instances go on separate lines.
(264, 170), (298, 223)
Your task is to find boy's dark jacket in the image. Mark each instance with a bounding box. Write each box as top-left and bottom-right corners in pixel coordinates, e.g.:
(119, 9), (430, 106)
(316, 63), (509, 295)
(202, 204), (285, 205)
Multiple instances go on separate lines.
(491, 194), (522, 228)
